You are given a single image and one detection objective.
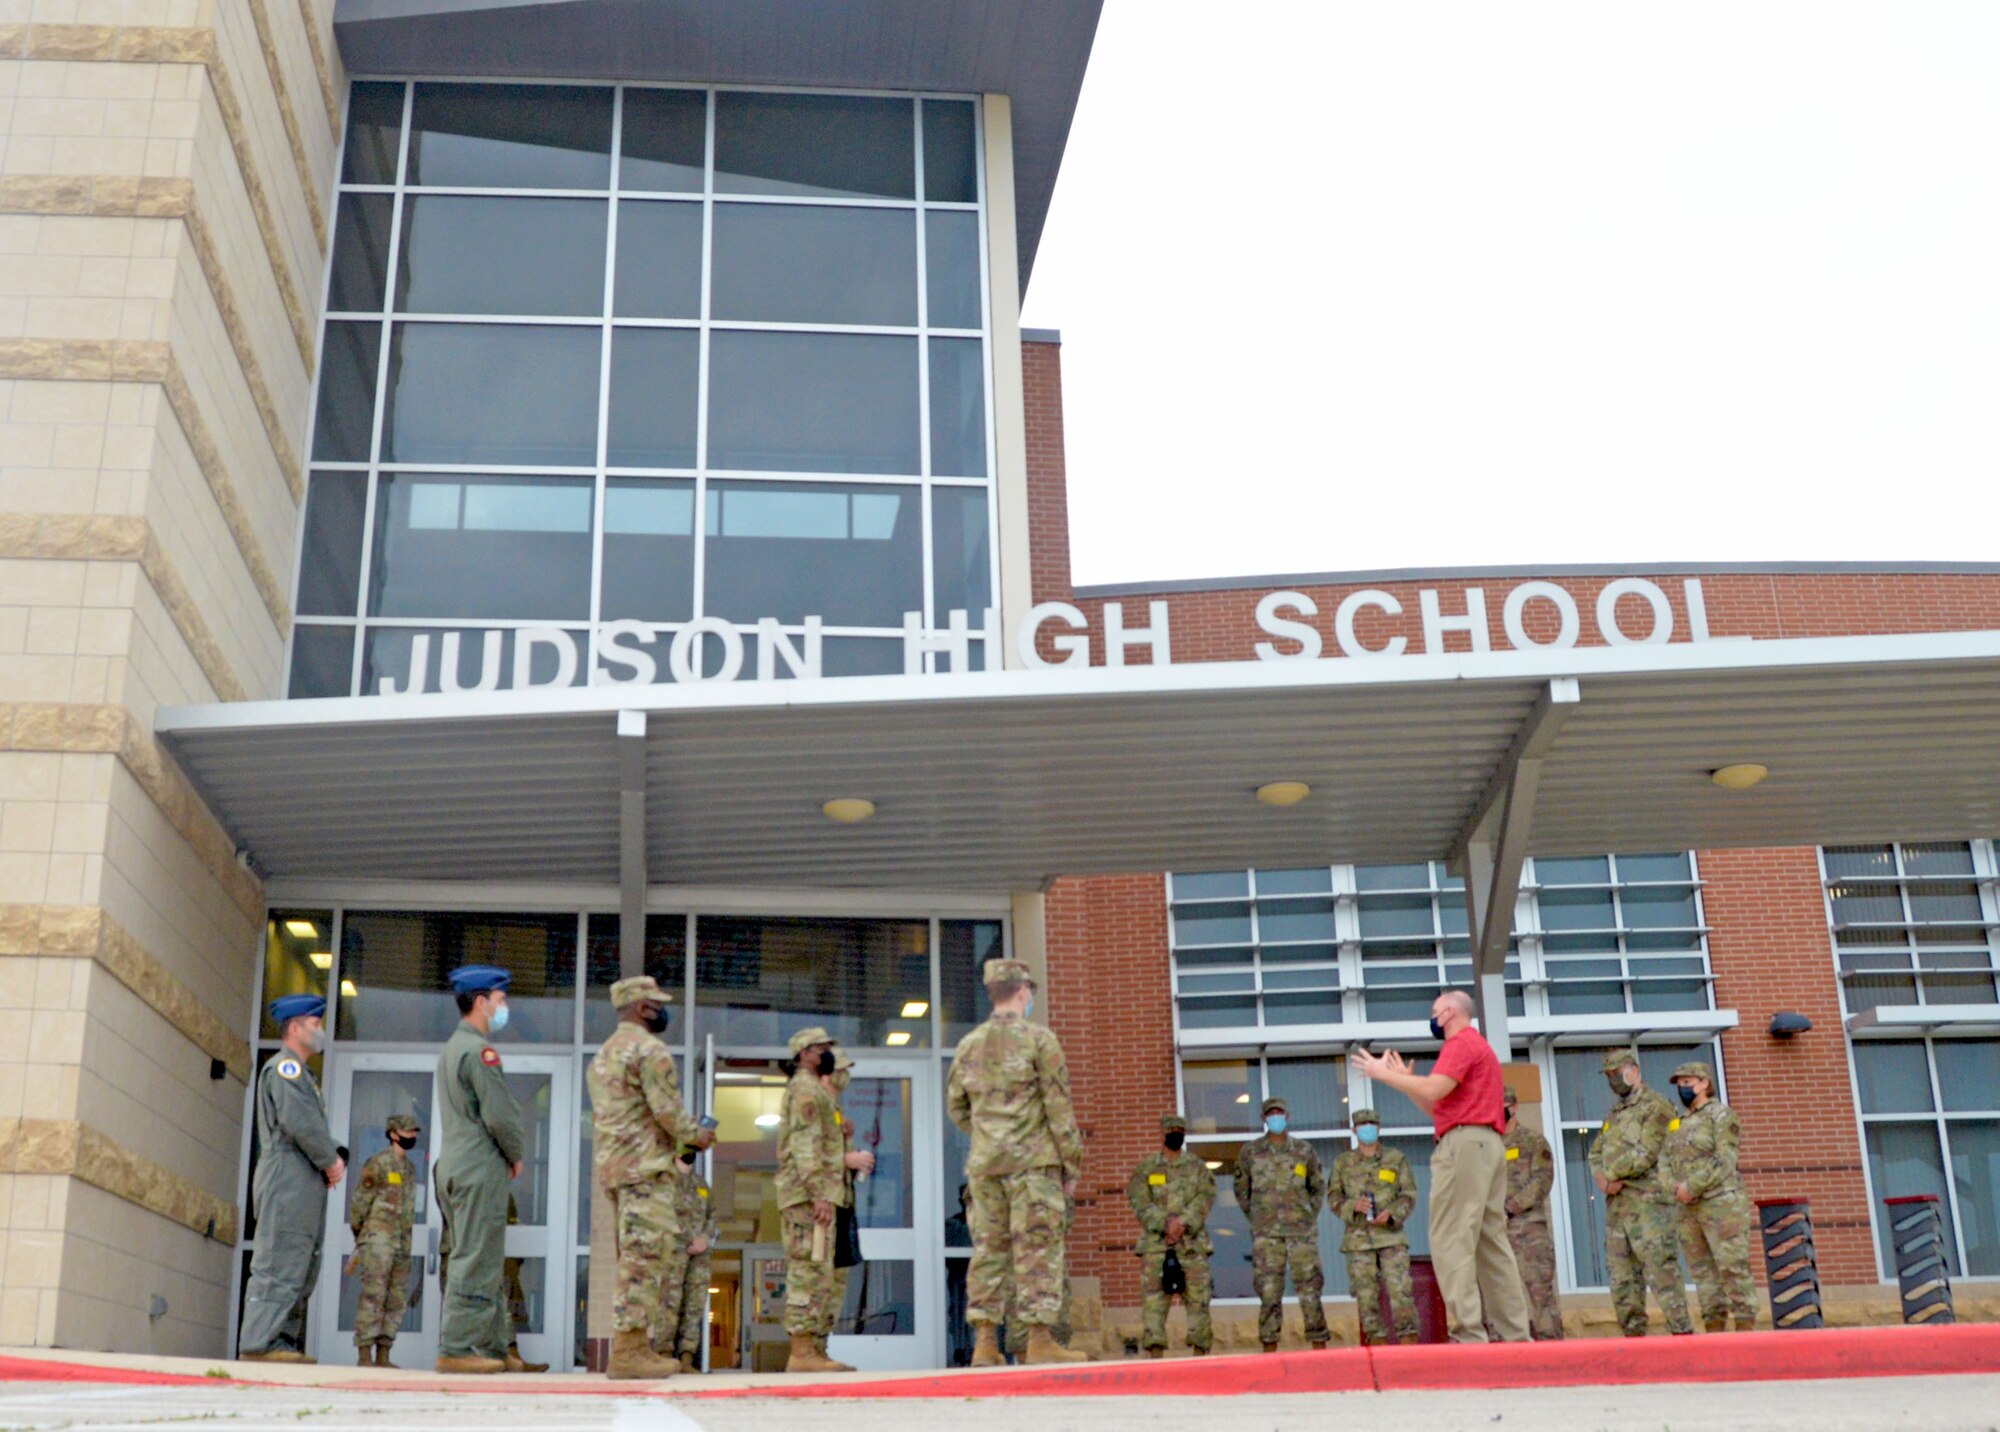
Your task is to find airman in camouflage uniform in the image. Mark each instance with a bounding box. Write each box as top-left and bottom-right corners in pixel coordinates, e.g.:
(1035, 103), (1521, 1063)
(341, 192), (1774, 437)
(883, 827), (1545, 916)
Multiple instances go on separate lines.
(777, 1026), (855, 1373)
(1127, 1113), (1216, 1357)
(1234, 1096), (1329, 1351)
(349, 1114), (420, 1366)
(663, 1146), (717, 1369)
(1500, 1088), (1563, 1340)
(1329, 1111), (1417, 1346)
(1667, 1061), (1757, 1333)
(1589, 1048), (1692, 1337)
(999, 1190), (1079, 1358)
(947, 958), (1087, 1367)
(587, 975), (712, 1380)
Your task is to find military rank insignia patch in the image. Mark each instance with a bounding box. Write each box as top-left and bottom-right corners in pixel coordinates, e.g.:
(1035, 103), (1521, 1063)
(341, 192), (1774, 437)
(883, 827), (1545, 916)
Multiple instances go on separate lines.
(481, 1047), (501, 1067)
(275, 1057), (302, 1080)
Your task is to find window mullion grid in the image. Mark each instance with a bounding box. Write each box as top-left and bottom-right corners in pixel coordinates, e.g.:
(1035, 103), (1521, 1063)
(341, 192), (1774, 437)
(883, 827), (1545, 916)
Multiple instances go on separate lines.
(691, 88), (716, 625)
(1894, 843), (1929, 1006)
(913, 98), (935, 669)
(1606, 855), (1634, 1015)
(1920, 1038), (1972, 1276)
(588, 87), (622, 662)
(1333, 864), (1363, 1025)
(970, 96), (999, 659)
(1688, 849), (1716, 1012)
(348, 81), (416, 697)
(1519, 858), (1550, 1021)
(1977, 841), (2000, 996)
(1246, 875), (1265, 1031)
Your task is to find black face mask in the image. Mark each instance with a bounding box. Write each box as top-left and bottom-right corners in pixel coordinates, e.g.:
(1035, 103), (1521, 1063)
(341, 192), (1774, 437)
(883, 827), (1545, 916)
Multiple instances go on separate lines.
(815, 1049), (837, 1076)
(679, 1153), (699, 1169)
(1676, 1084), (1697, 1107)
(641, 1008), (669, 1035)
(391, 1135), (416, 1151)
(1428, 1016), (1447, 1040)
(1163, 1131), (1186, 1152)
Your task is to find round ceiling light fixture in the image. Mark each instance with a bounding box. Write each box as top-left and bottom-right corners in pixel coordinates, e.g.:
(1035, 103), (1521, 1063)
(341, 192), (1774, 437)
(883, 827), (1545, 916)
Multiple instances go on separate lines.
(1255, 780), (1312, 807)
(821, 797), (877, 824)
(1710, 763), (1769, 791)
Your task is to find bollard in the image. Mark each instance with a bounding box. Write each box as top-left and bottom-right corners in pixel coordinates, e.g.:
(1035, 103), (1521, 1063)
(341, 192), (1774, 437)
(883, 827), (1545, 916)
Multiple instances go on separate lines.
(1883, 1194), (1955, 1325)
(1753, 1197), (1824, 1330)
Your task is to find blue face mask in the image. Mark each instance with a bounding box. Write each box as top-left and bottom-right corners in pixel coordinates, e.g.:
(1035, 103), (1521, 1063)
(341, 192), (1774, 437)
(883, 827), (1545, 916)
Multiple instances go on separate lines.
(1264, 1114), (1287, 1135)
(489, 1001), (510, 1033)
(1356, 1125), (1379, 1144)
(1024, 993), (1035, 1019)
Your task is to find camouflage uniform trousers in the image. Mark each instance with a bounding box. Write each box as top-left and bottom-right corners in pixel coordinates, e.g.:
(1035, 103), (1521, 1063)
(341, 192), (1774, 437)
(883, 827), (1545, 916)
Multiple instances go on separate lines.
(966, 1168), (1067, 1328)
(1251, 1235), (1328, 1346)
(663, 1249), (712, 1364)
(1347, 1245), (1417, 1345)
(781, 1206), (850, 1337)
(1506, 1215), (1564, 1341)
(1605, 1192), (1692, 1336)
(609, 1181), (689, 1349)
(1137, 1249), (1212, 1352)
(1679, 1189), (1758, 1332)
(350, 1233), (413, 1347)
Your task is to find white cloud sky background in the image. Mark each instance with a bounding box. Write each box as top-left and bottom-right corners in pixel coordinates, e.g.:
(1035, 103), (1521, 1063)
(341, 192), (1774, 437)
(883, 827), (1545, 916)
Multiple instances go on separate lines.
(1019, 2), (2000, 587)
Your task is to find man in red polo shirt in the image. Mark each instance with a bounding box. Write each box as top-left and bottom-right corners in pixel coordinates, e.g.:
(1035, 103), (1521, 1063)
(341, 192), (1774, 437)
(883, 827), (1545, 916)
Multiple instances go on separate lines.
(1353, 989), (1530, 1343)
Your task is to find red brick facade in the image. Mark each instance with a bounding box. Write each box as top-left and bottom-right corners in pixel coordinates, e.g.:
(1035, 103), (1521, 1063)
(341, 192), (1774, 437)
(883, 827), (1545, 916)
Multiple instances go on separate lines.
(1018, 335), (1987, 1307)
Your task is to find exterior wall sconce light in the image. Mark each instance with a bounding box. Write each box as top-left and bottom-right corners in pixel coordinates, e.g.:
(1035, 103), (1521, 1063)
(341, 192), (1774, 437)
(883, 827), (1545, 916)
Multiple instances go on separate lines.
(1769, 1011), (1813, 1038)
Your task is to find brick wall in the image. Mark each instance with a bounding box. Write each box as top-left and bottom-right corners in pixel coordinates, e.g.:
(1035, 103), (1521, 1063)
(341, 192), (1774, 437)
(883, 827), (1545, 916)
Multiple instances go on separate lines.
(1022, 340), (1072, 609)
(1700, 845), (1880, 1286)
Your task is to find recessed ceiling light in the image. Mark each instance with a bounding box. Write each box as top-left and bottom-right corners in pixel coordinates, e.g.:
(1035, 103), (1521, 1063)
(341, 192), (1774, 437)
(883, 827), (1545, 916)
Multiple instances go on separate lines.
(339, 979), (358, 998)
(886, 1031), (912, 1046)
(1255, 780), (1311, 807)
(284, 919), (318, 939)
(900, 1001), (929, 1018)
(1204, 1161), (1222, 1170)
(308, 951), (333, 970)
(1710, 763), (1769, 790)
(822, 797), (877, 823)
(754, 1112), (781, 1128)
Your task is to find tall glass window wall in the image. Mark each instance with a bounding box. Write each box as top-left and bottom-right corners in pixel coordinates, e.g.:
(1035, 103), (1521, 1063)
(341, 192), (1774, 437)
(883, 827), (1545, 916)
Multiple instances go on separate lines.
(1168, 856), (1722, 1295)
(245, 904), (1005, 1368)
(292, 81), (996, 698)
(1824, 841), (2000, 1281)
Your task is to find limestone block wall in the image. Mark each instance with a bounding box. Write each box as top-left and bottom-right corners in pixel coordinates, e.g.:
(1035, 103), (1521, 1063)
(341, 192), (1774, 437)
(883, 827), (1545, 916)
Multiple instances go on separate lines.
(0, 0), (341, 1355)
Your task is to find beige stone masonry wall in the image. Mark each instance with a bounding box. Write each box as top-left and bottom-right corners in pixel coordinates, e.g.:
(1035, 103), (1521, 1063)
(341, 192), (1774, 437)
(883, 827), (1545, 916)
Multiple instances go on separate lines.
(0, 1121), (238, 1244)
(290, 0), (342, 141)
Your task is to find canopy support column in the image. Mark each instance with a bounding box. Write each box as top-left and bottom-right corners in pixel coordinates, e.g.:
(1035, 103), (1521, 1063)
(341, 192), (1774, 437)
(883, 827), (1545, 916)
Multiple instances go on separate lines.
(617, 709), (647, 978)
(1452, 678), (1580, 1061)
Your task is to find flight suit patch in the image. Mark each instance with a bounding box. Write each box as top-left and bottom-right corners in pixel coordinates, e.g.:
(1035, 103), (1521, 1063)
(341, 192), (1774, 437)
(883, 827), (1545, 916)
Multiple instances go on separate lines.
(480, 1047), (501, 1067)
(275, 1057), (301, 1080)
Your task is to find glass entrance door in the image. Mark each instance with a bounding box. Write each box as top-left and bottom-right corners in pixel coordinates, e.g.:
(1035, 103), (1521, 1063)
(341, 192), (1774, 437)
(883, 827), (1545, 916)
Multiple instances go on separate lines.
(318, 1051), (576, 1370)
(829, 1059), (941, 1370)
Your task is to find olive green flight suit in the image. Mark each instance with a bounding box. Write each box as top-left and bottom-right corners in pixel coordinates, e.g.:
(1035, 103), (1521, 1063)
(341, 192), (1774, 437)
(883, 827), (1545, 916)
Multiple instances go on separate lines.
(436, 1020), (525, 1360)
(239, 1052), (340, 1355)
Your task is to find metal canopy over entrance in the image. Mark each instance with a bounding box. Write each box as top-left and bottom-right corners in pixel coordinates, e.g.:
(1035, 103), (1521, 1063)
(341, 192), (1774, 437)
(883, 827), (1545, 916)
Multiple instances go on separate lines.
(160, 629), (2000, 889)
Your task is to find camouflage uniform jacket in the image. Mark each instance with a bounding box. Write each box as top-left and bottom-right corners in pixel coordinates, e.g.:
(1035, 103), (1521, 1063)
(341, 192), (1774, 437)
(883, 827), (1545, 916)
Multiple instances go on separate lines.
(775, 1067), (846, 1209)
(586, 1022), (703, 1190)
(1588, 1085), (1676, 1202)
(1233, 1135), (1326, 1239)
(677, 1168), (717, 1245)
(1503, 1122), (1555, 1225)
(946, 1012), (1084, 1180)
(437, 1019), (524, 1181)
(349, 1146), (416, 1242)
(1328, 1144), (1415, 1253)
(1664, 1099), (1744, 1203)
(1126, 1150), (1217, 1255)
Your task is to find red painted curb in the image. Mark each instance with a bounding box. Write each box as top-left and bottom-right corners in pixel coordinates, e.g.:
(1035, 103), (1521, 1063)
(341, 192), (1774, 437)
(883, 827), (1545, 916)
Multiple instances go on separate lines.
(0, 1356), (224, 1388)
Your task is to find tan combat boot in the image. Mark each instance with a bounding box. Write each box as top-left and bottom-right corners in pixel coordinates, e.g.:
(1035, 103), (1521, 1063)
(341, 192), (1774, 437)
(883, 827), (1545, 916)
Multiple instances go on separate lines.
(506, 1343), (550, 1373)
(812, 1335), (855, 1373)
(784, 1333), (844, 1373)
(238, 1349), (312, 1364)
(377, 1342), (400, 1369)
(1023, 1326), (1088, 1365)
(1146, 1347), (1165, 1359)
(356, 1345), (375, 1367)
(971, 1325), (1004, 1367)
(435, 1353), (507, 1374)
(605, 1329), (680, 1380)
(1261, 1342), (1279, 1355)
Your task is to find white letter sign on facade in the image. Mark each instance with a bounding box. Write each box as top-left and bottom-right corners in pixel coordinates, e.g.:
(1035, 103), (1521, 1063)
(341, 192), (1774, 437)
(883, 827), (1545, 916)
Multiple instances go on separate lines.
(363, 578), (1750, 696)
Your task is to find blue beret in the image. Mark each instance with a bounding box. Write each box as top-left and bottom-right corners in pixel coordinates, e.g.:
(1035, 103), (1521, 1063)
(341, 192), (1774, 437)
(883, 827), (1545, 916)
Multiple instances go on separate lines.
(269, 993), (325, 1024)
(448, 964), (511, 995)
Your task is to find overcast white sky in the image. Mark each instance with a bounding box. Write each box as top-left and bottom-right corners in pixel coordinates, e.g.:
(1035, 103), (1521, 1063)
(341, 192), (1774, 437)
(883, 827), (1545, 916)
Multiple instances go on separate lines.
(1019, 2), (2000, 587)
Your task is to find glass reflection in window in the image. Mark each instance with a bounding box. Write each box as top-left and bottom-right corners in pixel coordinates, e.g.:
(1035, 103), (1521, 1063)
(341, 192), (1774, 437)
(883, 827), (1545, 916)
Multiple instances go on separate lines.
(381, 323), (600, 467)
(370, 474), (592, 620)
(407, 83), (612, 190)
(703, 482), (922, 628)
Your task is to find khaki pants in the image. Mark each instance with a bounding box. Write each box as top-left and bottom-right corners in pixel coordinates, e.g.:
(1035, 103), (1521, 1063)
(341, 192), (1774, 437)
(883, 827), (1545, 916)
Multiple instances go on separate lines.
(1429, 1126), (1530, 1343)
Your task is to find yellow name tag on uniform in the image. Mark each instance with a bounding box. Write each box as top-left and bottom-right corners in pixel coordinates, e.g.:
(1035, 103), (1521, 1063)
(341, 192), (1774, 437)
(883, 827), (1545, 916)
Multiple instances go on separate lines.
(1505, 1148), (1520, 1161)
(1148, 1173), (1167, 1186)
(1668, 1118), (1681, 1131)
(1601, 1120), (1609, 1131)
(834, 1111), (843, 1126)
(698, 1188), (709, 1199)
(1293, 1163), (1307, 1177)
(1377, 1169), (1397, 1183)
(386, 1172), (402, 1184)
